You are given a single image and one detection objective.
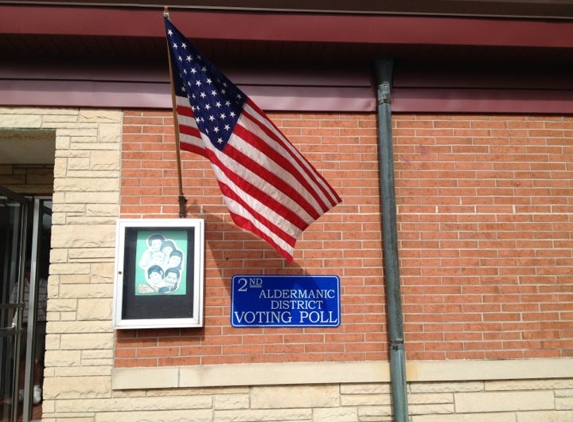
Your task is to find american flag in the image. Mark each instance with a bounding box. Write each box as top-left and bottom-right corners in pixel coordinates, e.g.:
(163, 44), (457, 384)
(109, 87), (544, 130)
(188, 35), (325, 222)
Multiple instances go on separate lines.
(165, 18), (341, 261)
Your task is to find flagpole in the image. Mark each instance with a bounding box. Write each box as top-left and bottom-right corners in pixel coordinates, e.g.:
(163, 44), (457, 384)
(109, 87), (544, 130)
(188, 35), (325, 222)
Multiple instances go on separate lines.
(164, 7), (188, 218)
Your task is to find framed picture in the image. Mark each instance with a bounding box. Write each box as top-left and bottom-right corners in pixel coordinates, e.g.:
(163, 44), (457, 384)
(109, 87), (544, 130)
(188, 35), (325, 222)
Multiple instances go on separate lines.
(113, 218), (204, 329)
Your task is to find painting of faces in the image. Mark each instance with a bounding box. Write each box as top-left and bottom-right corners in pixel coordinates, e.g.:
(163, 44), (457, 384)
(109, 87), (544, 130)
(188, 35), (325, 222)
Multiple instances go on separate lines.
(135, 231), (187, 295)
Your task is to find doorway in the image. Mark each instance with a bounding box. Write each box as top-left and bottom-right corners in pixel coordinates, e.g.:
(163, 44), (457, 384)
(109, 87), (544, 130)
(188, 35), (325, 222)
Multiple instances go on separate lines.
(0, 187), (52, 422)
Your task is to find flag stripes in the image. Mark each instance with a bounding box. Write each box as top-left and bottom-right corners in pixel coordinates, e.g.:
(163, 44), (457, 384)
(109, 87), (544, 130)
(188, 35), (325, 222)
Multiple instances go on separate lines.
(166, 17), (341, 260)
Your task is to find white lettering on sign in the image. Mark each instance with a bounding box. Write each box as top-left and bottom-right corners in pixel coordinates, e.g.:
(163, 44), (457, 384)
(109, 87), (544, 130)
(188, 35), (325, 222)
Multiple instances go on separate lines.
(270, 300), (324, 310)
(231, 275), (340, 327)
(233, 311), (293, 325)
(299, 311), (338, 324)
(258, 289), (335, 299)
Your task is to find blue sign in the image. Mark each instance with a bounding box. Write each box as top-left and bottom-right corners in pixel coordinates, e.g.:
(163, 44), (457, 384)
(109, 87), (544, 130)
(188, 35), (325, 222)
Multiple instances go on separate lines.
(231, 275), (340, 327)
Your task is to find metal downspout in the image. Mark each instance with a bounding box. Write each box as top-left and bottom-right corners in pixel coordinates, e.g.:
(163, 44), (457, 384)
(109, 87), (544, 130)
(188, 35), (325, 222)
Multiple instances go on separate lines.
(375, 57), (409, 422)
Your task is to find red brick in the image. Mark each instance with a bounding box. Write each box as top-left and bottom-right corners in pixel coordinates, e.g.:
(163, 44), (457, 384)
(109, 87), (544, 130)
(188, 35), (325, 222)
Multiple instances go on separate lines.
(116, 111), (573, 367)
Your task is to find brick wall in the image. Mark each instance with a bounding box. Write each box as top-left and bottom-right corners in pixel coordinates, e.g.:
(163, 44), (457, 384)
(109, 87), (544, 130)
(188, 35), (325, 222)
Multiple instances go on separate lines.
(394, 114), (573, 360)
(0, 164), (54, 195)
(118, 110), (385, 366)
(118, 111), (573, 367)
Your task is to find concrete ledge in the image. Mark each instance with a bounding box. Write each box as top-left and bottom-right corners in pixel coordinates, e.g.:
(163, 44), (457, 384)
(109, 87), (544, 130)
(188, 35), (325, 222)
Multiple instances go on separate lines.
(407, 359), (573, 382)
(112, 367), (179, 390)
(112, 358), (573, 390)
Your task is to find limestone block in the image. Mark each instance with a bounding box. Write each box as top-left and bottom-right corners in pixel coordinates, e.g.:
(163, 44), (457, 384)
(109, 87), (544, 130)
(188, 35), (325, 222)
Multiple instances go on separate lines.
(213, 393), (249, 410)
(60, 312), (79, 321)
(40, 107), (79, 115)
(43, 375), (111, 399)
(341, 383), (391, 395)
(97, 123), (123, 143)
(59, 333), (113, 350)
(214, 408), (312, 422)
(56, 126), (99, 138)
(86, 203), (120, 217)
(48, 298), (77, 312)
(82, 349), (114, 360)
(66, 156), (91, 170)
(409, 403), (454, 415)
(51, 225), (115, 248)
(49, 249), (68, 263)
(0, 114), (42, 128)
(49, 262), (91, 275)
(40, 398), (55, 415)
(51, 213), (67, 225)
(44, 339), (60, 355)
(57, 149), (91, 158)
(55, 366), (112, 378)
(314, 407), (359, 422)
(340, 392), (391, 406)
(250, 384), (339, 409)
(555, 389), (573, 398)
(65, 191), (120, 205)
(55, 135), (71, 150)
(91, 150), (120, 171)
(53, 202), (86, 213)
(358, 405), (392, 419)
(96, 409), (213, 422)
(518, 410), (573, 422)
(55, 395), (212, 413)
(77, 298), (113, 321)
(409, 393), (453, 405)
(90, 262), (116, 282)
(44, 350), (81, 367)
(79, 109), (122, 123)
(112, 367), (179, 390)
(411, 381), (483, 393)
(455, 391), (554, 413)
(41, 417), (91, 422)
(54, 177), (119, 192)
(556, 395), (573, 411)
(42, 114), (80, 124)
(68, 247), (116, 260)
(59, 284), (113, 299)
(488, 379), (573, 391)
(412, 414), (516, 422)
(49, 321), (111, 334)
(58, 274), (92, 285)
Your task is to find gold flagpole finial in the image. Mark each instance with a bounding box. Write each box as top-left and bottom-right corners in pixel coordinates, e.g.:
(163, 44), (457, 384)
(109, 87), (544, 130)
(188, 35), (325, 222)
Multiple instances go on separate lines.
(164, 6), (170, 19)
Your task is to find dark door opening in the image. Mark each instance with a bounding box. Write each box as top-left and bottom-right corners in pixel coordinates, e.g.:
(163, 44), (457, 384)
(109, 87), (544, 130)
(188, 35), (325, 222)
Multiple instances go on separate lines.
(0, 188), (51, 422)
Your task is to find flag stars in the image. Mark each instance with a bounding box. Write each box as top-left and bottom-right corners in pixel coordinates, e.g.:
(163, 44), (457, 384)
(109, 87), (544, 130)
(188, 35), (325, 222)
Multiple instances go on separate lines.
(167, 21), (246, 149)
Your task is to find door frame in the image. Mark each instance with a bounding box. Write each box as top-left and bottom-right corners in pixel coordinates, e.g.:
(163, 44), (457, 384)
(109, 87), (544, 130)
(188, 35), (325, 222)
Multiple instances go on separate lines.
(0, 185), (29, 422)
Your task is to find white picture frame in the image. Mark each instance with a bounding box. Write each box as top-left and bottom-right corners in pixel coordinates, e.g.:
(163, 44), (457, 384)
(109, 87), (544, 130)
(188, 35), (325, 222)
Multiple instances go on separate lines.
(112, 218), (205, 329)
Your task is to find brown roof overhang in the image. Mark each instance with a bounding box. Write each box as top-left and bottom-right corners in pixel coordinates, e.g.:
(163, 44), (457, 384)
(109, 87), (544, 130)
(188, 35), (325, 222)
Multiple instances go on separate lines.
(1, 0), (572, 20)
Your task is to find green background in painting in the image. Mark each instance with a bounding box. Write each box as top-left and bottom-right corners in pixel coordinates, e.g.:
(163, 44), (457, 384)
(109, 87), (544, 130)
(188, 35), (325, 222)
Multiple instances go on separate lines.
(135, 230), (187, 296)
